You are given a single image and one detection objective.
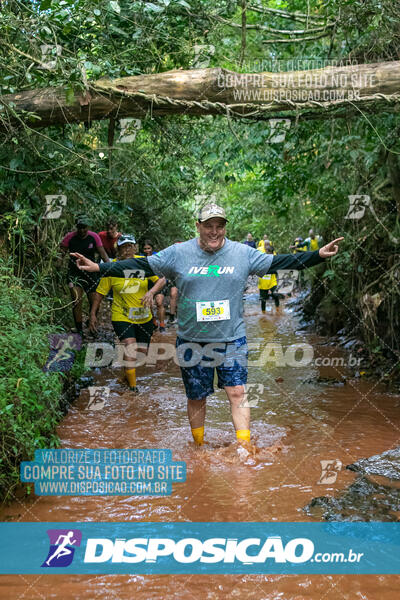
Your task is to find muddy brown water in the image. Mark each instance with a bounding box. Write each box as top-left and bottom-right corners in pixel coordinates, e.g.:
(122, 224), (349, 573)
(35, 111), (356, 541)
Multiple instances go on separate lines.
(1, 294), (400, 599)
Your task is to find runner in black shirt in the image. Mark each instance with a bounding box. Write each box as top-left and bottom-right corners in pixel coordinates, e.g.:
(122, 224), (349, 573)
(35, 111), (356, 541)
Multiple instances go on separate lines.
(60, 215), (109, 335)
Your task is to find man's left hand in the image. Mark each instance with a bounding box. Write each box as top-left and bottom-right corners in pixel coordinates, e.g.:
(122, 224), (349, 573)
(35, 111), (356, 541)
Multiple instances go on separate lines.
(319, 237), (344, 258)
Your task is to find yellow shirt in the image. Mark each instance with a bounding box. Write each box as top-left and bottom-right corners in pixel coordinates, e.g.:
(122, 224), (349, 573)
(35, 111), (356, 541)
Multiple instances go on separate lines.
(258, 273), (277, 290)
(310, 238), (319, 251)
(258, 250), (277, 290)
(258, 240), (274, 253)
(293, 243), (307, 254)
(257, 240), (266, 253)
(96, 257), (158, 324)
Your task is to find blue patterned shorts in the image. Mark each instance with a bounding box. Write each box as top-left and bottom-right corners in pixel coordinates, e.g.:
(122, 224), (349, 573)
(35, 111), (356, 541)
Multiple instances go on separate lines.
(176, 336), (248, 400)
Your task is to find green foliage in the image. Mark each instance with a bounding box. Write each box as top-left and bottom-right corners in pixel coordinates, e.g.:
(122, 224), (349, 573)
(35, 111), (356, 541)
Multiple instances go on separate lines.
(0, 260), (74, 501)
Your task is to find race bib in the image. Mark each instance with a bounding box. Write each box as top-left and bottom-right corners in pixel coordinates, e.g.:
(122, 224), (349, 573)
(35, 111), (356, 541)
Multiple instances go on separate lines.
(128, 306), (149, 321)
(262, 274), (272, 280)
(196, 300), (230, 322)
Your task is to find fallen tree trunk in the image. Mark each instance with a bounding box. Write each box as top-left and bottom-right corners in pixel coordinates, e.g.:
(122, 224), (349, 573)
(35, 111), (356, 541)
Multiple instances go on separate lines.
(1, 61), (400, 130)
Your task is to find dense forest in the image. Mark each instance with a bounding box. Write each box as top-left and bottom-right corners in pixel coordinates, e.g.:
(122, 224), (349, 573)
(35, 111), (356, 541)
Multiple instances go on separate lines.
(1, 0), (399, 498)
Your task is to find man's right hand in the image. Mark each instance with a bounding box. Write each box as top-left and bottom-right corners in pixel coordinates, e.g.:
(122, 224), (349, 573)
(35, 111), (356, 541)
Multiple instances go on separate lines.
(70, 253), (100, 272)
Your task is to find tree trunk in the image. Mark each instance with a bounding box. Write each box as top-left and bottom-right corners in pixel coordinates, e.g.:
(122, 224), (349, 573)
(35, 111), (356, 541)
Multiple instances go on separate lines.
(2, 61), (400, 130)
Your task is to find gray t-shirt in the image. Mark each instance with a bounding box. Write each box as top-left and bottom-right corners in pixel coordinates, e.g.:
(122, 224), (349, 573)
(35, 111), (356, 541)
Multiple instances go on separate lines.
(148, 238), (273, 342)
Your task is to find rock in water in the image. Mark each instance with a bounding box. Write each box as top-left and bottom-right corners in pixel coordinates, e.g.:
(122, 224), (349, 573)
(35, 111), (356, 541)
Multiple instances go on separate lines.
(347, 446), (400, 481)
(304, 476), (400, 521)
(305, 447), (400, 521)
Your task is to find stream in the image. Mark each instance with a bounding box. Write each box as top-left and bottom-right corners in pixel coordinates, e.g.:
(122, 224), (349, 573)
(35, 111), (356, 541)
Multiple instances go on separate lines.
(1, 291), (400, 599)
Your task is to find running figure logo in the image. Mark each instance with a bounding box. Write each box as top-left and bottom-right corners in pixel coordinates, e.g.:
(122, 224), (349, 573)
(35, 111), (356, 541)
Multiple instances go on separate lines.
(345, 195), (371, 220)
(87, 386), (110, 411)
(43, 333), (82, 373)
(43, 194), (67, 219)
(121, 269), (146, 294)
(269, 118), (291, 143)
(240, 383), (264, 407)
(276, 270), (298, 294)
(317, 459), (342, 485)
(41, 529), (82, 567)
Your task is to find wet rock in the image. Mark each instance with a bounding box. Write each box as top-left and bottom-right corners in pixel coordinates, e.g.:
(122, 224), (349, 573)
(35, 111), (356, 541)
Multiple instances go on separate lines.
(71, 375), (95, 399)
(306, 446), (400, 520)
(297, 319), (315, 331)
(243, 292), (259, 301)
(286, 290), (309, 308)
(77, 375), (94, 389)
(308, 496), (342, 511)
(304, 475), (400, 521)
(342, 338), (359, 349)
(347, 446), (400, 481)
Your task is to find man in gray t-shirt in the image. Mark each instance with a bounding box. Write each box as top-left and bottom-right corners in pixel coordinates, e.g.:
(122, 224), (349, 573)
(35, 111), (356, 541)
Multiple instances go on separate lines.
(72, 203), (343, 449)
(146, 235), (274, 343)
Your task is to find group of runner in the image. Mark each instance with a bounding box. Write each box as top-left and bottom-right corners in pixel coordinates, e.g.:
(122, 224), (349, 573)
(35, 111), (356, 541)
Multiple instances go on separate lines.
(244, 229), (321, 254)
(246, 230), (322, 313)
(290, 229), (322, 254)
(68, 203), (343, 447)
(60, 217), (178, 344)
(244, 230), (322, 313)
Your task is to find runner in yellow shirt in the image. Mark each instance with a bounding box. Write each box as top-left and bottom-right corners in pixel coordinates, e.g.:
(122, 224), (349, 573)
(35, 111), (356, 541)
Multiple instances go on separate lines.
(305, 229), (321, 251)
(257, 236), (274, 253)
(89, 234), (165, 393)
(290, 237), (308, 254)
(257, 247), (280, 310)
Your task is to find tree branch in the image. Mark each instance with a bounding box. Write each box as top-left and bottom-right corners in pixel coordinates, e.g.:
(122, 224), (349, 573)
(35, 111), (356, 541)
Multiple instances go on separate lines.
(213, 14), (334, 35)
(0, 41), (53, 70)
(1, 62), (400, 129)
(263, 31), (334, 44)
(247, 5), (326, 23)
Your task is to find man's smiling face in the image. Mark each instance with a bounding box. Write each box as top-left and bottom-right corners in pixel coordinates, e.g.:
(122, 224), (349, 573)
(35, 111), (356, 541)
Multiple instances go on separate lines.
(196, 217), (227, 253)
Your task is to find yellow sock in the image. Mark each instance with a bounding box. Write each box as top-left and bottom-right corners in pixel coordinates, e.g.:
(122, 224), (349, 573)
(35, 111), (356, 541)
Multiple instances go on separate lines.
(236, 429), (250, 442)
(191, 426), (204, 446)
(125, 368), (136, 388)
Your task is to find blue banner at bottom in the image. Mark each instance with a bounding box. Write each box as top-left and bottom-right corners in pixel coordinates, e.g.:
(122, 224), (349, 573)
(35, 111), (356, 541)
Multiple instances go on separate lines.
(0, 522), (399, 574)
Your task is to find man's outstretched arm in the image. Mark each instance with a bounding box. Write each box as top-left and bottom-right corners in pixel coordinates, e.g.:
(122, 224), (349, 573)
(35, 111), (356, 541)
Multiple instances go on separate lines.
(70, 253), (156, 277)
(269, 250), (322, 272)
(269, 237), (344, 272)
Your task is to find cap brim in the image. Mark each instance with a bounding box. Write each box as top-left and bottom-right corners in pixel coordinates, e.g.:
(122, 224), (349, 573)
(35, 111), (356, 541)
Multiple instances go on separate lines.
(199, 215), (228, 222)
